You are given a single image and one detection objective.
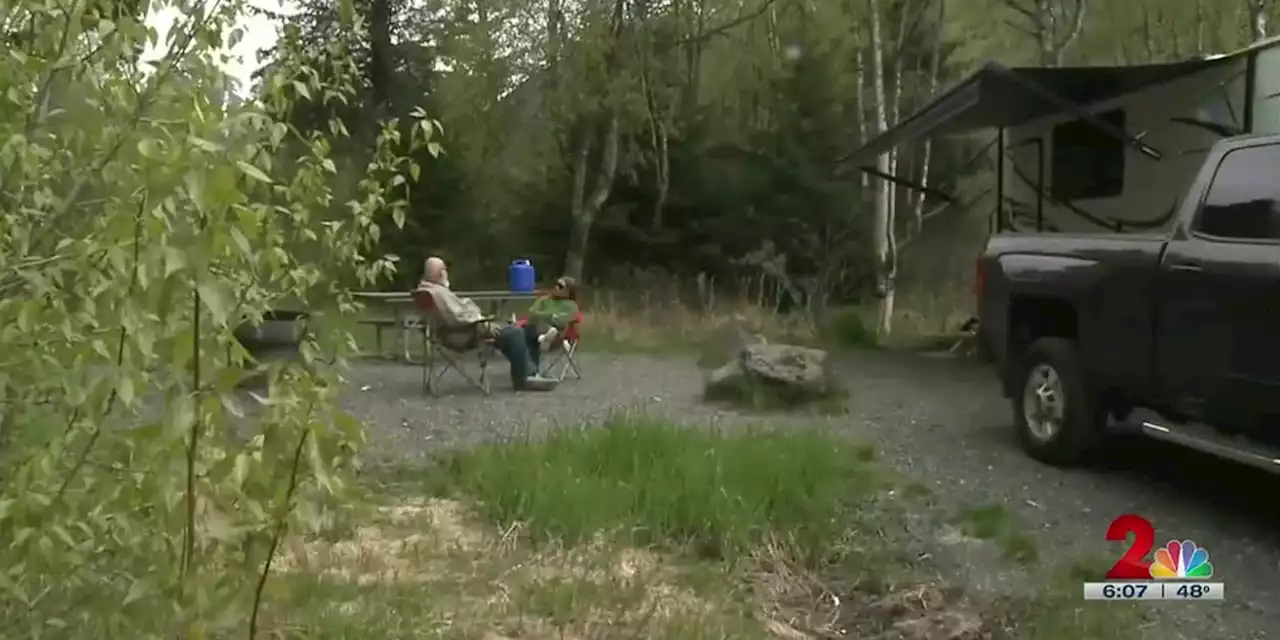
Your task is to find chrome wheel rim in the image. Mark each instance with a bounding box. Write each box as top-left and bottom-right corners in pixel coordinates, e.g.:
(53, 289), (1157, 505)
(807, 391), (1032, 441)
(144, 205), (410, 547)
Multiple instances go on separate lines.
(1023, 363), (1066, 442)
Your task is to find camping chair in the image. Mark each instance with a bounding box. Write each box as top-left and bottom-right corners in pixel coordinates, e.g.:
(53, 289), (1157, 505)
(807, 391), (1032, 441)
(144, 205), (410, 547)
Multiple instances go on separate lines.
(517, 310), (583, 382)
(411, 289), (496, 396)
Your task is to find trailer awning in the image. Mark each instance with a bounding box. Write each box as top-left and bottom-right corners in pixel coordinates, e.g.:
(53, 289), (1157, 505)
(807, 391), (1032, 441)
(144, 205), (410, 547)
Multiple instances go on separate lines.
(842, 58), (1236, 166)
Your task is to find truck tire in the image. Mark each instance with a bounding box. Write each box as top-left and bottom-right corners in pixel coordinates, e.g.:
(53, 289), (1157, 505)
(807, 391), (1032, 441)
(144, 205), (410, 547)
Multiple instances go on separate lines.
(1012, 337), (1103, 465)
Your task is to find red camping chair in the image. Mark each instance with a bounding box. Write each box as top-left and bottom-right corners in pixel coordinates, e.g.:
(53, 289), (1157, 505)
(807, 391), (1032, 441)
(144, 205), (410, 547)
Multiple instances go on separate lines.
(411, 289), (496, 396)
(517, 310), (583, 382)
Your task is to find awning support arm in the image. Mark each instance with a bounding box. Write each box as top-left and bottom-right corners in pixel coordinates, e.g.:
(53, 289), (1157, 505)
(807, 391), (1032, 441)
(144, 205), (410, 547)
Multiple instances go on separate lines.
(990, 66), (1165, 161)
(854, 134), (1001, 201)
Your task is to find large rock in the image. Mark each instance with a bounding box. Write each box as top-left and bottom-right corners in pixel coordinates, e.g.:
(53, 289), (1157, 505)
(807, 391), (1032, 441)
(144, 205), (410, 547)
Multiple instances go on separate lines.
(706, 342), (831, 398)
(741, 343), (828, 391)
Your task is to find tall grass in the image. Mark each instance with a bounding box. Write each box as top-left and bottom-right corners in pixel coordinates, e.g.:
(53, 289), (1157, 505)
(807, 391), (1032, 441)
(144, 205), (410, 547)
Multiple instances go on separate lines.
(424, 415), (880, 563)
(582, 272), (971, 356)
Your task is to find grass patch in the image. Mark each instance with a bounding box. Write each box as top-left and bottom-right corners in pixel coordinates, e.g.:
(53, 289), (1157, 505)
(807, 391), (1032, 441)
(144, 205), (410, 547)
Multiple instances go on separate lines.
(262, 419), (1157, 639)
(423, 415), (878, 563)
(954, 503), (1041, 566)
(956, 503), (1012, 540)
(1001, 532), (1041, 565)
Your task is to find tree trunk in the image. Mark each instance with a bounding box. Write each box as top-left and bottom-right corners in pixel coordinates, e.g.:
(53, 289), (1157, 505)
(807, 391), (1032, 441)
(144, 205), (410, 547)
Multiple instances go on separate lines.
(1195, 0), (1205, 54)
(562, 0), (626, 280)
(367, 0), (395, 118)
(1141, 0), (1156, 62)
(912, 0), (945, 234)
(1162, 4), (1182, 59)
(885, 0), (911, 252)
(642, 69), (670, 232)
(564, 113), (621, 280)
(1248, 0), (1268, 41)
(1000, 0), (1086, 66)
(868, 0), (895, 336)
(855, 48), (868, 190)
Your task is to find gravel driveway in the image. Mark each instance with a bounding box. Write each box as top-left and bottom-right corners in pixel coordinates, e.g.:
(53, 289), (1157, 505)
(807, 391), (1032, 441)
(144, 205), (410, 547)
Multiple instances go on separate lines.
(338, 350), (1280, 638)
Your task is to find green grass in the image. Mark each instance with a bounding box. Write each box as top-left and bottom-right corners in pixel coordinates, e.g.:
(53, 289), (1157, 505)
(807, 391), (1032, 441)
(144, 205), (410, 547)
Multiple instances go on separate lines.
(956, 503), (1013, 540)
(954, 503), (1041, 566)
(263, 419), (1158, 639)
(422, 415), (879, 563)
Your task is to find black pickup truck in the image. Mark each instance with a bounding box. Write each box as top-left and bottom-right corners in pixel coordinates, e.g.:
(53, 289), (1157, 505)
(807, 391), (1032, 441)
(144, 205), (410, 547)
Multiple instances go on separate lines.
(976, 134), (1280, 472)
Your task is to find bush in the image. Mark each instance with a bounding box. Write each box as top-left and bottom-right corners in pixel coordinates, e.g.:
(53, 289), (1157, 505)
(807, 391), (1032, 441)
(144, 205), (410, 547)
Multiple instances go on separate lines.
(824, 307), (879, 349)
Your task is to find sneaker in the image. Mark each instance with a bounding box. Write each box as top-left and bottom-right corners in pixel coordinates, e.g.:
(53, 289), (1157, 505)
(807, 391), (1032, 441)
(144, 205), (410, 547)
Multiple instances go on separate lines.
(520, 375), (558, 392)
(538, 327), (559, 346)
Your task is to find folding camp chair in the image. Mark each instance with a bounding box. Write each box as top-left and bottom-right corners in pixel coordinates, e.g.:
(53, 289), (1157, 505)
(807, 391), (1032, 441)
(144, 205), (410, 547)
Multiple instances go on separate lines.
(517, 311), (583, 382)
(411, 289), (496, 396)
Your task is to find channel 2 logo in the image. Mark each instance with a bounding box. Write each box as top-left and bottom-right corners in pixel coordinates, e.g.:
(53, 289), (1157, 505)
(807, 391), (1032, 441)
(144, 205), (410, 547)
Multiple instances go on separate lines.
(1080, 514), (1224, 601)
(1104, 514), (1213, 580)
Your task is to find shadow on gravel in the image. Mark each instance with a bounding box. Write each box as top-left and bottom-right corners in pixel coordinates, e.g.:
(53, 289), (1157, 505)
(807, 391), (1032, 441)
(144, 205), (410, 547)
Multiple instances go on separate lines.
(1088, 433), (1280, 534)
(894, 349), (1280, 540)
(972, 414), (1280, 541)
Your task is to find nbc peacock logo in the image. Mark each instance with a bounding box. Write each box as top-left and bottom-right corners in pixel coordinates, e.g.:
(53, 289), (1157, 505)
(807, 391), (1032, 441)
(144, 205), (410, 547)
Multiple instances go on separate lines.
(1149, 539), (1214, 579)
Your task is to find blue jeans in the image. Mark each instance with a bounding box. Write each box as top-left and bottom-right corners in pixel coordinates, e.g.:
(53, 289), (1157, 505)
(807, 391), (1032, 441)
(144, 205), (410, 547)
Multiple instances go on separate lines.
(493, 324), (543, 388)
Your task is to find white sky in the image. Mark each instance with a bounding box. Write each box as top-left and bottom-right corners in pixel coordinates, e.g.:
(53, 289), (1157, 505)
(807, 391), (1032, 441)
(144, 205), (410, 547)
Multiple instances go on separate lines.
(145, 0), (295, 95)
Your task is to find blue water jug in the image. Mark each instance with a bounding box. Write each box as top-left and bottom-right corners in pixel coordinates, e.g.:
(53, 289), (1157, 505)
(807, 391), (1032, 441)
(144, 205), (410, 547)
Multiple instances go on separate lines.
(508, 259), (536, 294)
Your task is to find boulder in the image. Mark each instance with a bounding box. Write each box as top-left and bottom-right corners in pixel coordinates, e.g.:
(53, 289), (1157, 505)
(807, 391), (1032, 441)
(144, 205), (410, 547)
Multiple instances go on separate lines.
(741, 343), (828, 391)
(706, 342), (831, 399)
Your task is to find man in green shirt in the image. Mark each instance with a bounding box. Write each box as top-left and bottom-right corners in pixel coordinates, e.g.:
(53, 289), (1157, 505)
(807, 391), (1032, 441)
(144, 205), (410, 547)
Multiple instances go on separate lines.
(521, 276), (579, 373)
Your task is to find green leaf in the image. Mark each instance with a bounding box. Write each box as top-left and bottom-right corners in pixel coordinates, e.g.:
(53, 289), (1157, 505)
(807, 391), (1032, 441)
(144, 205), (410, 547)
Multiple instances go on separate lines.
(137, 138), (162, 158)
(233, 453), (252, 486)
(123, 578), (151, 606)
(195, 279), (231, 324)
(162, 247), (187, 277)
(189, 136), (224, 153)
(229, 227), (251, 256)
(50, 526), (74, 548)
(235, 161), (272, 184)
(116, 377), (135, 406)
(167, 395), (195, 439)
(203, 506), (238, 542)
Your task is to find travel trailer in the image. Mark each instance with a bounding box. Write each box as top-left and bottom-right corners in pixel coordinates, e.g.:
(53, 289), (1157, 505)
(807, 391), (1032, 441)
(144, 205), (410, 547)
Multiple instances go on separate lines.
(847, 37), (1280, 234)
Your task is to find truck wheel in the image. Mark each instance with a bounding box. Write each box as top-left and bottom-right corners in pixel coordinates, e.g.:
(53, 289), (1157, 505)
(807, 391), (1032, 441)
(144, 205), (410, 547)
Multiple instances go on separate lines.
(1012, 337), (1103, 465)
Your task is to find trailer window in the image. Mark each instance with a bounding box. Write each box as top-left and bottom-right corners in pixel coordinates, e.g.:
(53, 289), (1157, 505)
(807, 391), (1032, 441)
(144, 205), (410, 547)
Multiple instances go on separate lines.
(1050, 109), (1126, 200)
(1251, 47), (1280, 133)
(1193, 145), (1280, 240)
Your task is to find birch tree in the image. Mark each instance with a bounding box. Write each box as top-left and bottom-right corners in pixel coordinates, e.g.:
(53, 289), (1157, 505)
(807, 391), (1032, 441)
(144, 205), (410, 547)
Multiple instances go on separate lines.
(867, 0), (895, 334)
(1246, 0), (1269, 41)
(1000, 0), (1087, 65)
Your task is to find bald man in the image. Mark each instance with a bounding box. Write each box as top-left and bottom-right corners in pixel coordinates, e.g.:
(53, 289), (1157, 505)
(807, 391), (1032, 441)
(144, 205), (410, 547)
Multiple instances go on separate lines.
(416, 256), (555, 392)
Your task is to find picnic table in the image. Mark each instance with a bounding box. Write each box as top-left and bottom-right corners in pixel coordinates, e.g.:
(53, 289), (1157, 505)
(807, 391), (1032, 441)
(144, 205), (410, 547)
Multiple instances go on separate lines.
(352, 289), (540, 363)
